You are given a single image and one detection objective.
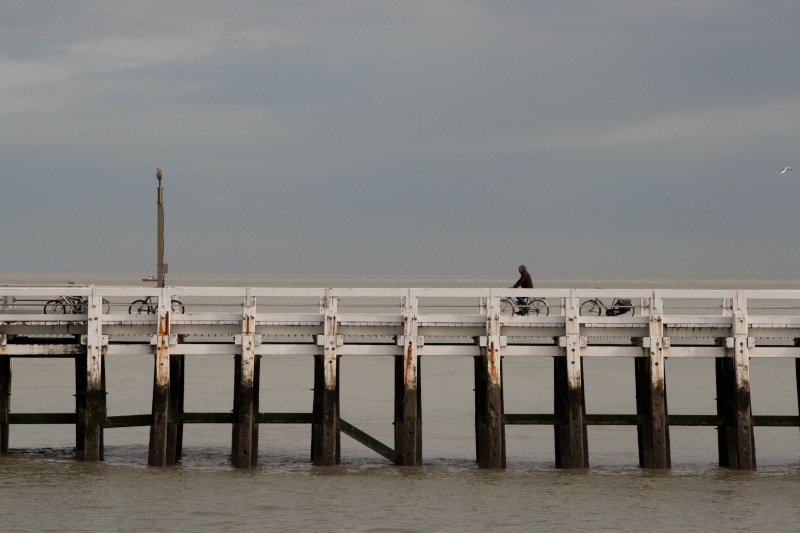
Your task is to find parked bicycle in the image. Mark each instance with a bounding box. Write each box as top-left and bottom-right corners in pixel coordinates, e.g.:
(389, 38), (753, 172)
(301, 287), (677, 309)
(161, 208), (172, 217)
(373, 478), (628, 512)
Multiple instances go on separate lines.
(500, 296), (549, 316)
(44, 294), (110, 314)
(128, 295), (185, 314)
(580, 297), (634, 316)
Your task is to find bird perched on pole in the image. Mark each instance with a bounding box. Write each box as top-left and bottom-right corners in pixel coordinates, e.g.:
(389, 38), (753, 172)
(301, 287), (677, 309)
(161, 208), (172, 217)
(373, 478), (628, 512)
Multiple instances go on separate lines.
(779, 167), (793, 174)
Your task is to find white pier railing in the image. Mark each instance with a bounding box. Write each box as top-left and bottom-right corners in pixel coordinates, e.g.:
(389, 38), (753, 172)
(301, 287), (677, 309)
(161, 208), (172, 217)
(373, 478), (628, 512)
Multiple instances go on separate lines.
(3, 286), (800, 358)
(2, 285), (799, 470)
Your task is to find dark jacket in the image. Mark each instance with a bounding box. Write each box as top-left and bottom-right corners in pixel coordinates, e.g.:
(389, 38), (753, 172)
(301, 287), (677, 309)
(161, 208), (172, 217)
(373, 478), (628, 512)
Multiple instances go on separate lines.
(513, 270), (533, 289)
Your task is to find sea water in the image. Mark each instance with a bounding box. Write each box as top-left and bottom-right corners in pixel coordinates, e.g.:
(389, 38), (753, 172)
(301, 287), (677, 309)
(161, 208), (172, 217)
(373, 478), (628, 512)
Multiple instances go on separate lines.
(2, 271), (800, 532)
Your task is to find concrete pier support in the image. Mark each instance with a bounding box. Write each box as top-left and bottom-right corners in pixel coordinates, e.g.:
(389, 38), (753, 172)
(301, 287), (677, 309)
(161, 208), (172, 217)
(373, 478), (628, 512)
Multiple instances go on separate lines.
(76, 293), (106, 461)
(232, 293), (259, 468)
(1, 354), (11, 453)
(148, 293), (174, 466)
(394, 294), (422, 466)
(635, 292), (671, 469)
(716, 293), (756, 470)
(554, 296), (588, 468)
(312, 293), (340, 466)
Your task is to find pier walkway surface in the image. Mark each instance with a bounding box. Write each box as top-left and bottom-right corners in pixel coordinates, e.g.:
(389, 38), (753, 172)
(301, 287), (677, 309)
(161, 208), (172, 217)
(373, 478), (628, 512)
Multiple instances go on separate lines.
(2, 285), (799, 469)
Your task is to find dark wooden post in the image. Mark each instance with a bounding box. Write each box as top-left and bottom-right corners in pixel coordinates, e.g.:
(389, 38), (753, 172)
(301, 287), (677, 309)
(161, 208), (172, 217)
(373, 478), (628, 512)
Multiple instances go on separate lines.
(474, 353), (484, 463)
(796, 354), (800, 441)
(794, 339), (800, 445)
(168, 353), (184, 463)
(232, 292), (259, 468)
(635, 358), (670, 468)
(394, 293), (422, 466)
(76, 292), (106, 461)
(312, 293), (340, 466)
(554, 295), (588, 468)
(475, 355), (505, 468)
(475, 296), (505, 468)
(1, 351), (11, 454)
(715, 354), (732, 467)
(716, 293), (756, 470)
(635, 292), (670, 469)
(395, 356), (422, 465)
(148, 291), (173, 466)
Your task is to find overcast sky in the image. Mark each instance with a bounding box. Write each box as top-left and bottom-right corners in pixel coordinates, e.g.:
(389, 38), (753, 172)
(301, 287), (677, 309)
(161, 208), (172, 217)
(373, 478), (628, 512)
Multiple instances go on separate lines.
(2, 1), (799, 278)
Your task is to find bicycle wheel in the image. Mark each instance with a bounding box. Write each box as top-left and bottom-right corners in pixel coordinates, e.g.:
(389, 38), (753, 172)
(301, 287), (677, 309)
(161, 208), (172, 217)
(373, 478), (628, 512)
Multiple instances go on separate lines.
(44, 300), (66, 314)
(529, 298), (549, 316)
(499, 298), (515, 316)
(171, 300), (185, 314)
(102, 298), (111, 314)
(580, 299), (602, 316)
(129, 300), (148, 314)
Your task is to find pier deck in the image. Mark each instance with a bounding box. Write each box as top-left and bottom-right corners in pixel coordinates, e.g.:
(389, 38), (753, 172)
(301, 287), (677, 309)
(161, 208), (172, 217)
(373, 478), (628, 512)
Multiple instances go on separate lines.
(2, 285), (799, 469)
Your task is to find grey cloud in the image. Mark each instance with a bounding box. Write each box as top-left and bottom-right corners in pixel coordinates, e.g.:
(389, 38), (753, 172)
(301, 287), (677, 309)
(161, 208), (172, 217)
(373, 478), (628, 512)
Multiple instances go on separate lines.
(2, 1), (800, 277)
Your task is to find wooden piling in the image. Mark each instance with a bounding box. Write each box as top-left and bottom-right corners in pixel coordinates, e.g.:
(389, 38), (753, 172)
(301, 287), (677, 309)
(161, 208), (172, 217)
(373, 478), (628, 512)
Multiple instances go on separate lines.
(232, 294), (259, 468)
(554, 356), (588, 467)
(395, 355), (422, 465)
(76, 293), (106, 461)
(794, 339), (800, 440)
(474, 297), (506, 469)
(635, 357), (670, 468)
(715, 355), (732, 467)
(635, 293), (671, 469)
(393, 365), (419, 465)
(475, 354), (505, 468)
(475, 297), (506, 468)
(394, 295), (422, 466)
(168, 354), (184, 463)
(716, 293), (756, 469)
(554, 297), (588, 468)
(311, 294), (340, 466)
(796, 356), (800, 436)
(715, 355), (756, 469)
(232, 353), (260, 467)
(0, 355), (10, 453)
(312, 353), (340, 465)
(474, 354), (484, 463)
(148, 294), (173, 466)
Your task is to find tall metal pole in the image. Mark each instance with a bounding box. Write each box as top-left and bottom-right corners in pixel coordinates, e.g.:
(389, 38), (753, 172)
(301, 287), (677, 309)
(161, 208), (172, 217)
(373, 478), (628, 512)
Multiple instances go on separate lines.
(156, 167), (165, 288)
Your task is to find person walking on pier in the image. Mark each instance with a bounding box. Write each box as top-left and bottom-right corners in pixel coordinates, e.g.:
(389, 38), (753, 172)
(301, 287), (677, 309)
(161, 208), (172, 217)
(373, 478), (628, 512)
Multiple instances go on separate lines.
(511, 264), (533, 315)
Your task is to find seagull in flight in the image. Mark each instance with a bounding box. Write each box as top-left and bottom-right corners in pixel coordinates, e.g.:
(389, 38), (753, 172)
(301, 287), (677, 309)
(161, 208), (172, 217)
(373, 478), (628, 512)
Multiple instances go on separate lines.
(779, 166), (793, 174)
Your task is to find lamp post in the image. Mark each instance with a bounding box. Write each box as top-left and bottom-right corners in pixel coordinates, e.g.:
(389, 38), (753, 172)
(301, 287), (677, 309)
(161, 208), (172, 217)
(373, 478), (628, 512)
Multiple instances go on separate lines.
(156, 167), (167, 288)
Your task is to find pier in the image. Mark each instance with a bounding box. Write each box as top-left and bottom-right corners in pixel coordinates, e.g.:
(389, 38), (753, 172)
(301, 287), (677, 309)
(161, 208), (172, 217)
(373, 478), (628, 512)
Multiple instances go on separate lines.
(1, 285), (799, 469)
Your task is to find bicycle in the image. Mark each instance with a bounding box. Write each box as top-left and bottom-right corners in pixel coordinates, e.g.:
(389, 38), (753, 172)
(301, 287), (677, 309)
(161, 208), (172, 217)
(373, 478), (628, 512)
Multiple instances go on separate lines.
(500, 296), (549, 316)
(129, 295), (185, 314)
(44, 294), (111, 314)
(580, 297), (634, 316)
